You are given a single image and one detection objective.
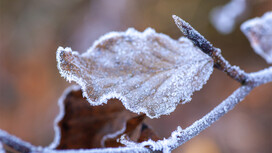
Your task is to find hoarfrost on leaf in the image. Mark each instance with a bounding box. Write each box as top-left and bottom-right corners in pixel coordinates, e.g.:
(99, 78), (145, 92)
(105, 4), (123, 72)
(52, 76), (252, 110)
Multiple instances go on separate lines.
(56, 28), (214, 118)
(241, 11), (272, 64)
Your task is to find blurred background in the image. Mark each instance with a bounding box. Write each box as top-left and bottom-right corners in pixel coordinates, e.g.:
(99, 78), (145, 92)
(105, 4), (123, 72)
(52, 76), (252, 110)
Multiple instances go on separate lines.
(0, 0), (271, 153)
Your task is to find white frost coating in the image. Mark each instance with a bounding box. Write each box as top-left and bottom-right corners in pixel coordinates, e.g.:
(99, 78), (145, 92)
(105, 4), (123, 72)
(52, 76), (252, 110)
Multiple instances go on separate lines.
(42, 147), (150, 153)
(122, 86), (253, 152)
(119, 126), (183, 153)
(241, 11), (272, 63)
(56, 28), (214, 118)
(210, 0), (247, 34)
(249, 66), (272, 86)
(0, 129), (38, 152)
(0, 125), (150, 153)
(47, 85), (81, 149)
(0, 142), (4, 153)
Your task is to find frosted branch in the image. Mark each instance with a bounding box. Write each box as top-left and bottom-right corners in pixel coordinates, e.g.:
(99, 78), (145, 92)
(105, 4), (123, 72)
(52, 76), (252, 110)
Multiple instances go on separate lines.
(172, 15), (250, 84)
(0, 129), (36, 153)
(129, 66), (272, 152)
(166, 67), (272, 151)
(0, 128), (151, 153)
(249, 66), (272, 86)
(167, 85), (253, 151)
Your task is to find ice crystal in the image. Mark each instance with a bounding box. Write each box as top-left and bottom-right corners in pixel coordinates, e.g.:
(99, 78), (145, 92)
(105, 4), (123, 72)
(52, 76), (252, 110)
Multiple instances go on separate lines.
(241, 11), (272, 64)
(57, 28), (213, 118)
(210, 0), (247, 34)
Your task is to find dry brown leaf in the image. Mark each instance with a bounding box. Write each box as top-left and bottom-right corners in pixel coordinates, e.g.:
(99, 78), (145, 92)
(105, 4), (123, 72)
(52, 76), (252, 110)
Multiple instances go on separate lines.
(57, 28), (213, 118)
(137, 124), (160, 143)
(50, 86), (137, 149)
(50, 86), (161, 149)
(102, 114), (146, 148)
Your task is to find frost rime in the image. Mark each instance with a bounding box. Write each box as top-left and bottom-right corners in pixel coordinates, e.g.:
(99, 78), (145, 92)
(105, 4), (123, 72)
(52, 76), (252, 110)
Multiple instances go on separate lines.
(241, 11), (272, 64)
(0, 142), (4, 153)
(57, 28), (213, 118)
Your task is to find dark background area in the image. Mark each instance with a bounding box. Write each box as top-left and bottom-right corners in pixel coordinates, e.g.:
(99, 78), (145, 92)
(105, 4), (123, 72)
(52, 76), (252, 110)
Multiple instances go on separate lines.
(0, 0), (271, 153)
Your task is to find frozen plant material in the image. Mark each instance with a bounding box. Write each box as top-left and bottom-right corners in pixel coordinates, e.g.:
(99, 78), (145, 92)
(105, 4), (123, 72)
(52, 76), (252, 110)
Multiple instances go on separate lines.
(0, 142), (4, 153)
(56, 28), (214, 118)
(241, 11), (272, 64)
(48, 85), (145, 149)
(210, 0), (247, 34)
(0, 129), (37, 153)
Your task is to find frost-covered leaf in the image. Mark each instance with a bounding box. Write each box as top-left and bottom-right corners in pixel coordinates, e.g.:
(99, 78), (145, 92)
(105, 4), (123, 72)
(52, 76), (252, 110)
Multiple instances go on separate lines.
(56, 28), (213, 118)
(50, 86), (154, 149)
(241, 11), (272, 64)
(210, 0), (248, 34)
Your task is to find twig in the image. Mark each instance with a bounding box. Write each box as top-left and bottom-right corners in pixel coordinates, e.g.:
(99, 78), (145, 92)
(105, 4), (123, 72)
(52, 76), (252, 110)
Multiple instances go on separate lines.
(172, 15), (250, 85)
(167, 66), (272, 151)
(128, 66), (272, 152)
(0, 129), (151, 153)
(0, 129), (35, 153)
(168, 85), (253, 151)
(249, 66), (272, 86)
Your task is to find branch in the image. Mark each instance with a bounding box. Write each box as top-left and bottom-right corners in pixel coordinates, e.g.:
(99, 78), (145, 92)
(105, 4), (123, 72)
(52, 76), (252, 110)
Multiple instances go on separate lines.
(0, 129), (35, 153)
(168, 85), (253, 151)
(0, 129), (151, 153)
(127, 66), (272, 152)
(249, 66), (272, 86)
(172, 15), (250, 85)
(167, 66), (272, 151)
(1, 64), (271, 153)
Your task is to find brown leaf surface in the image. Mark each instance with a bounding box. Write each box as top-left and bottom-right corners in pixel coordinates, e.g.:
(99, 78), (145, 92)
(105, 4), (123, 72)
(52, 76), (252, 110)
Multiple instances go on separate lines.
(57, 28), (213, 118)
(137, 124), (160, 143)
(52, 86), (134, 149)
(51, 86), (160, 149)
(102, 114), (146, 148)
(102, 115), (161, 148)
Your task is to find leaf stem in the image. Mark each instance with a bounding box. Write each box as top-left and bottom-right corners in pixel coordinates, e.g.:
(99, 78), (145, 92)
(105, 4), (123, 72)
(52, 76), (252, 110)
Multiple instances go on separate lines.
(172, 15), (250, 85)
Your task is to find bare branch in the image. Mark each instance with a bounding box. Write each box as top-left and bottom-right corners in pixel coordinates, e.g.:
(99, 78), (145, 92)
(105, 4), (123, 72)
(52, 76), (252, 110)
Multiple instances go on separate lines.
(249, 66), (272, 86)
(169, 85), (253, 151)
(166, 66), (272, 151)
(172, 15), (250, 85)
(0, 129), (151, 153)
(129, 67), (272, 152)
(0, 129), (35, 153)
